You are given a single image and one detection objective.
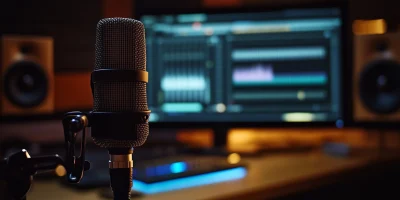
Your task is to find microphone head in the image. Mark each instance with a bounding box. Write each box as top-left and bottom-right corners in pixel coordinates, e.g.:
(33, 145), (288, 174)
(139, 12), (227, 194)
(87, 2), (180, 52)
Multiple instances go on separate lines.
(95, 18), (146, 71)
(92, 18), (149, 149)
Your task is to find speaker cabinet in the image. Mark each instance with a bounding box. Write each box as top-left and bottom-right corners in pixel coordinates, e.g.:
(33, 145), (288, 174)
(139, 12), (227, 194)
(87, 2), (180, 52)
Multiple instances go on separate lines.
(353, 32), (400, 123)
(1, 35), (54, 116)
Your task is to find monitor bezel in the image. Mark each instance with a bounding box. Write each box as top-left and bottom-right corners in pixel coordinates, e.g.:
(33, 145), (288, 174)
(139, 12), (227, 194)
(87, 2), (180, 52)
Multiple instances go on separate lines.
(134, 1), (353, 129)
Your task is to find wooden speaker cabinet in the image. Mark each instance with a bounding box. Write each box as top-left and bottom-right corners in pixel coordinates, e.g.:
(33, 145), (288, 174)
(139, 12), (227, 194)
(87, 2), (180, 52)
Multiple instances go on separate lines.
(1, 35), (54, 116)
(353, 31), (400, 123)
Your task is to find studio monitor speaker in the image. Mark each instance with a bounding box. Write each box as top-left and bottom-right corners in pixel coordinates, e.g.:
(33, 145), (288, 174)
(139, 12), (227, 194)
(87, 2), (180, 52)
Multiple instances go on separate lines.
(1, 35), (54, 116)
(353, 31), (400, 123)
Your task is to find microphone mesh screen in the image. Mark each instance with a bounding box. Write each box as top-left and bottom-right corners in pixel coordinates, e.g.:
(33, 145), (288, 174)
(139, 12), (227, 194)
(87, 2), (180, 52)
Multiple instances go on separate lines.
(92, 18), (149, 148)
(93, 82), (148, 112)
(95, 18), (146, 71)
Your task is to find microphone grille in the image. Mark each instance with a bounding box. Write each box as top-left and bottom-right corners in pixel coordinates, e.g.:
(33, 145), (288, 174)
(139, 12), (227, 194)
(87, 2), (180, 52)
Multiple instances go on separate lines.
(95, 18), (146, 71)
(92, 82), (148, 112)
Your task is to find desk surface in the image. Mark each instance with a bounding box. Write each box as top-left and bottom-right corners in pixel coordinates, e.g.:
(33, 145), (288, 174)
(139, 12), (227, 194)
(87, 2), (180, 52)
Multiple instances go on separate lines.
(27, 150), (399, 200)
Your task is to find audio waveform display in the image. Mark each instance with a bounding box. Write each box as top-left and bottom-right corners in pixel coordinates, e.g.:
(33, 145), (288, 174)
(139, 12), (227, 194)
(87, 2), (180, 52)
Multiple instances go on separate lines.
(155, 37), (211, 104)
(233, 90), (327, 101)
(232, 65), (327, 86)
(161, 74), (208, 102)
(160, 66), (210, 103)
(161, 102), (203, 113)
(231, 46), (326, 61)
(233, 64), (274, 82)
(161, 75), (206, 91)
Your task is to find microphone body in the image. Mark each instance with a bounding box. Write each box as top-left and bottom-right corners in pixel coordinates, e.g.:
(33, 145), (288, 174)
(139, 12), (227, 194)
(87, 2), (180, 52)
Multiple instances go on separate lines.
(91, 18), (150, 200)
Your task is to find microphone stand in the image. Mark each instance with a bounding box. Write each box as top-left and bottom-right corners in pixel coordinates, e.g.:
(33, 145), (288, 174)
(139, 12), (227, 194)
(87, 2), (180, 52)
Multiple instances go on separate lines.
(62, 111), (91, 183)
(62, 111), (137, 200)
(0, 111), (92, 200)
(0, 149), (64, 200)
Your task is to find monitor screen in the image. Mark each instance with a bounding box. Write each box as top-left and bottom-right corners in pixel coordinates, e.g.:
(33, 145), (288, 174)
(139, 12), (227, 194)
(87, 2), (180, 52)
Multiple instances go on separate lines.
(140, 6), (344, 123)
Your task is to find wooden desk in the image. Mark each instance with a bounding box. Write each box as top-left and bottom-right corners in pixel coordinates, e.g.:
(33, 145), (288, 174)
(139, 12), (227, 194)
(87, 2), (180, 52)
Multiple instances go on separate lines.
(27, 151), (399, 200)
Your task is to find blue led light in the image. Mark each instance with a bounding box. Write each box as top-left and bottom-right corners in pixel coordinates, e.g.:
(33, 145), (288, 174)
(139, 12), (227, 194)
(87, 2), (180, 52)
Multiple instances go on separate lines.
(145, 167), (156, 177)
(132, 167), (247, 194)
(170, 162), (187, 174)
(155, 164), (170, 176)
(336, 119), (344, 128)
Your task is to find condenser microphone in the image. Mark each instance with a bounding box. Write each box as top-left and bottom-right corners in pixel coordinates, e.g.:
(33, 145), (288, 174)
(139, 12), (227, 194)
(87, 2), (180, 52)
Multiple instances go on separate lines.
(90, 18), (150, 200)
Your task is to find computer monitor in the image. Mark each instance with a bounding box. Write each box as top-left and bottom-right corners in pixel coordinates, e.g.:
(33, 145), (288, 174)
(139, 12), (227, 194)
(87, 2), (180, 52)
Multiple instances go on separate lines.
(136, 2), (349, 131)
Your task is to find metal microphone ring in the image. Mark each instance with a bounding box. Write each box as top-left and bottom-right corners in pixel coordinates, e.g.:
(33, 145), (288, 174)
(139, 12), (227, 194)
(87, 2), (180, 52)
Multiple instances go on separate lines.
(109, 154), (133, 169)
(109, 160), (133, 169)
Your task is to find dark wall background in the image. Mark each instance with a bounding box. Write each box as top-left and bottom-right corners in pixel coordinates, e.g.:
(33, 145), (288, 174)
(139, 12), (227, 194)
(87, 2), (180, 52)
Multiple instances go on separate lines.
(0, 0), (102, 73)
(1, 0), (399, 73)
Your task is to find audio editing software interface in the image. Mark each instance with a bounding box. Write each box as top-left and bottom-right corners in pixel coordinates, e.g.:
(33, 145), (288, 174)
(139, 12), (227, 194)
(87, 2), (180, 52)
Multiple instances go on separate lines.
(141, 7), (343, 122)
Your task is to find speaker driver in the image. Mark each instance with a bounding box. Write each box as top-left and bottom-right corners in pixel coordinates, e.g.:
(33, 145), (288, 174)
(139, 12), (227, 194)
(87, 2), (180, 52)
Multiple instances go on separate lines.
(359, 59), (400, 114)
(3, 60), (48, 108)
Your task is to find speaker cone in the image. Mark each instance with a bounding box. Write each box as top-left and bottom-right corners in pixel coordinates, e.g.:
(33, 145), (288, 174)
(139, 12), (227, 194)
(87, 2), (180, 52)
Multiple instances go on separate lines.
(3, 61), (48, 108)
(359, 59), (400, 114)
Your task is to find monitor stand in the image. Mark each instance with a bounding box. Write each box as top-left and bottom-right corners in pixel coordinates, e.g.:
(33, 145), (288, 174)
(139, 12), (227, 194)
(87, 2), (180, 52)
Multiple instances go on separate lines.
(212, 126), (229, 153)
(182, 126), (229, 156)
